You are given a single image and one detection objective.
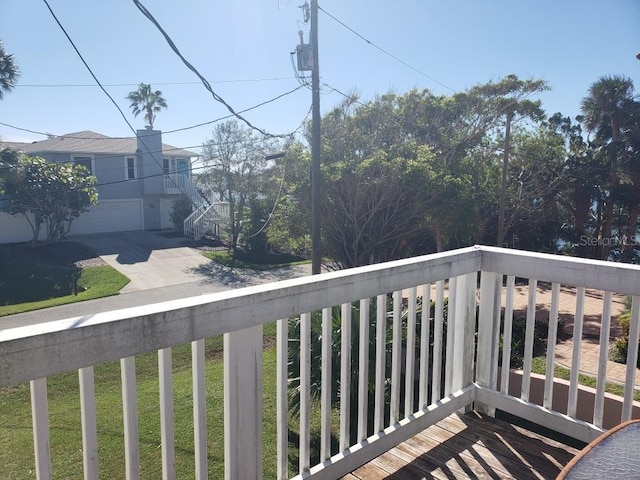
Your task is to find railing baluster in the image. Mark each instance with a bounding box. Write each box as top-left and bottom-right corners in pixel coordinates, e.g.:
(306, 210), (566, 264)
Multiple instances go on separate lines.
(224, 326), (263, 480)
(340, 303), (352, 451)
(79, 367), (98, 480)
(404, 288), (417, 417)
(357, 299), (370, 441)
(30, 377), (52, 480)
(191, 339), (207, 480)
(276, 318), (289, 479)
(158, 348), (175, 480)
(521, 279), (538, 402)
(500, 276), (515, 394)
(444, 277), (457, 397)
(320, 308), (332, 460)
(622, 296), (640, 422)
(543, 283), (561, 409)
(12, 246), (640, 478)
(452, 273), (476, 397)
(431, 280), (445, 404)
(594, 291), (611, 427)
(567, 287), (585, 419)
(299, 312), (311, 473)
(418, 283), (431, 408)
(390, 291), (402, 424)
(374, 294), (386, 433)
(476, 271), (501, 416)
(121, 356), (140, 480)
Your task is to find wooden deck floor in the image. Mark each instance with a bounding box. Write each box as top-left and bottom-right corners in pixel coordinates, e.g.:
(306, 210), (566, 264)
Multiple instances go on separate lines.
(344, 412), (582, 480)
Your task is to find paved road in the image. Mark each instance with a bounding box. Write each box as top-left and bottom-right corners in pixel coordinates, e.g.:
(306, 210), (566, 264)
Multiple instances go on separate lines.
(1, 231), (311, 330)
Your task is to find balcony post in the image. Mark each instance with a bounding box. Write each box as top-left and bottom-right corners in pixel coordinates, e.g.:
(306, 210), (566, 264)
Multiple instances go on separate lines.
(476, 271), (501, 416)
(224, 325), (263, 480)
(452, 272), (477, 413)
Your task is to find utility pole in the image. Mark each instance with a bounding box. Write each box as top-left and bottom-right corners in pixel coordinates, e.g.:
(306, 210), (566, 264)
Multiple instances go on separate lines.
(497, 111), (512, 248)
(310, 0), (322, 274)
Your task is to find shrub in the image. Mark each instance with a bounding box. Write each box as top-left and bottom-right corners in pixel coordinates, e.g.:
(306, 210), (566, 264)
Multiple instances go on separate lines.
(169, 195), (193, 230)
(610, 304), (639, 367)
(499, 316), (570, 369)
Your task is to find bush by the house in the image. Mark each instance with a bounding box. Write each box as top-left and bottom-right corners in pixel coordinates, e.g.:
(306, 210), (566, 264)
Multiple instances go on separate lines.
(169, 195), (193, 230)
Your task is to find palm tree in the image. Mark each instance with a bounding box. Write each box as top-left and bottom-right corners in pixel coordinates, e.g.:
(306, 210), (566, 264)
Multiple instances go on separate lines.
(126, 83), (168, 129)
(0, 41), (20, 100)
(581, 75), (635, 260)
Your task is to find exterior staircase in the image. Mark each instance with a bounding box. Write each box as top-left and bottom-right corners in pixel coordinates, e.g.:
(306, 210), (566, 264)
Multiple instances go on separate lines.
(165, 174), (230, 240)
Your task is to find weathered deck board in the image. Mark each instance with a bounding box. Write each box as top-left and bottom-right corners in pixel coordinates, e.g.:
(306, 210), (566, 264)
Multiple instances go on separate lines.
(346, 412), (581, 480)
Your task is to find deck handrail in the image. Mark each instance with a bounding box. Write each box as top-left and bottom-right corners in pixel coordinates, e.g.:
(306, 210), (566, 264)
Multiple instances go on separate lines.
(2, 246), (640, 479)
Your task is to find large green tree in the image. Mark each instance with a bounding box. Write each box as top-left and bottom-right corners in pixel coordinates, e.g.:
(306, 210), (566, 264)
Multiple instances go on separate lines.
(264, 141), (312, 256)
(2, 153), (98, 243)
(0, 41), (19, 100)
(200, 120), (278, 252)
(581, 75), (637, 260)
(267, 75), (640, 267)
(314, 80), (547, 266)
(464, 75), (549, 246)
(126, 83), (168, 129)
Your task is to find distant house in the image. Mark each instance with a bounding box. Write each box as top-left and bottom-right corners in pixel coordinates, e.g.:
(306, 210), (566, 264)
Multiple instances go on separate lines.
(0, 128), (213, 243)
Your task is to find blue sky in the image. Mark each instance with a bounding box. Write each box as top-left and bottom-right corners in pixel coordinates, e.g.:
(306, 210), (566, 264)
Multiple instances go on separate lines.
(1, 1), (639, 153)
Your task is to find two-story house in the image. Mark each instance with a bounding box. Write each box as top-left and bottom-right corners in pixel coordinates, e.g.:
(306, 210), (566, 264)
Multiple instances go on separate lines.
(0, 128), (216, 244)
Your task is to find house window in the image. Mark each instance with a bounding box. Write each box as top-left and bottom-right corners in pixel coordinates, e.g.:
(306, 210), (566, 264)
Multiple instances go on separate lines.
(72, 156), (94, 174)
(163, 158), (170, 175)
(125, 157), (137, 180)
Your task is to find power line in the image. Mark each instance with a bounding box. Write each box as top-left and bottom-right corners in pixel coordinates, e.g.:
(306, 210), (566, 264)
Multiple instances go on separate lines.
(0, 86), (306, 141)
(14, 77), (297, 87)
(2, 106), (313, 202)
(0, 143), (203, 171)
(163, 85), (306, 135)
(1, 162), (213, 204)
(132, 0), (288, 139)
(1, 100), (312, 173)
(317, 4), (456, 93)
(0, 138), (281, 172)
(40, 0), (188, 199)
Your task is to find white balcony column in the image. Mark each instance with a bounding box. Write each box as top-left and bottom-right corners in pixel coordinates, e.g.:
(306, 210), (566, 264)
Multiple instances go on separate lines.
(476, 271), (502, 416)
(452, 272), (477, 406)
(224, 325), (263, 480)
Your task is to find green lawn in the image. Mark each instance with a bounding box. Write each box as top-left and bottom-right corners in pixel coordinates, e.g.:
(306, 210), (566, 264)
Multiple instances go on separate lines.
(0, 322), (328, 479)
(202, 249), (309, 270)
(0, 242), (129, 316)
(531, 356), (640, 401)
(4, 335), (636, 478)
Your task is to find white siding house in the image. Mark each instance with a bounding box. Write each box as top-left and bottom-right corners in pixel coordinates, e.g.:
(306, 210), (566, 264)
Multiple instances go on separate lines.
(0, 129), (198, 243)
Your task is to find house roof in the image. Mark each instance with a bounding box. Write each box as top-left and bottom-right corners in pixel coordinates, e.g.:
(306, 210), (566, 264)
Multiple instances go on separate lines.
(1, 131), (197, 157)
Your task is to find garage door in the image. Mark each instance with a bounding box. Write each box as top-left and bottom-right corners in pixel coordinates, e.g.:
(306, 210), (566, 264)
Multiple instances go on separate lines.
(71, 199), (144, 234)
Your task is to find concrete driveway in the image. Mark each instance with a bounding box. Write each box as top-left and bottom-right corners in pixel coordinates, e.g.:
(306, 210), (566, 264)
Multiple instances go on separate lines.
(72, 230), (213, 293)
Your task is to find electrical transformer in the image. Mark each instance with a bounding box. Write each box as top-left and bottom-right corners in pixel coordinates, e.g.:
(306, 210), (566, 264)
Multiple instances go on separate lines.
(296, 43), (313, 71)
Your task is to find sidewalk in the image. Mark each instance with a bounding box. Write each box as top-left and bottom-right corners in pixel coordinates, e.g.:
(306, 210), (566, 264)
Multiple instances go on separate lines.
(506, 284), (640, 387)
(0, 262), (312, 331)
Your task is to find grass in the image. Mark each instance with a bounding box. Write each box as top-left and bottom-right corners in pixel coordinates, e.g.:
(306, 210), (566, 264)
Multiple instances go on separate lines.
(0, 322), (325, 479)
(202, 249), (309, 270)
(1, 339), (241, 479)
(0, 319), (343, 479)
(531, 356), (640, 402)
(4, 333), (637, 478)
(0, 242), (129, 317)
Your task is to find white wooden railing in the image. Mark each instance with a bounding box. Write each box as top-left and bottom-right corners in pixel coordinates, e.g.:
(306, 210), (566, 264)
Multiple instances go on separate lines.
(183, 201), (230, 240)
(191, 202), (230, 241)
(163, 174), (202, 206)
(162, 173), (230, 239)
(1, 246), (640, 479)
